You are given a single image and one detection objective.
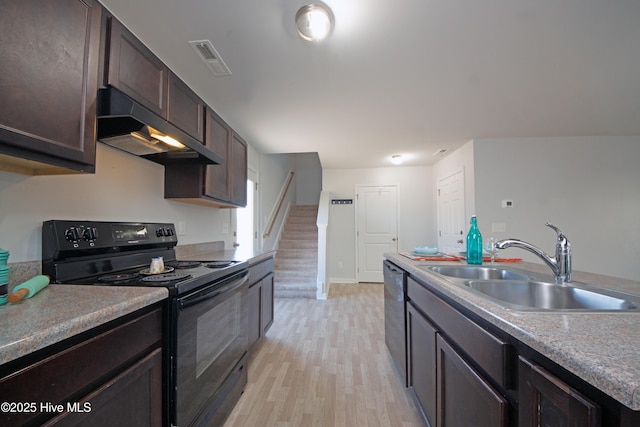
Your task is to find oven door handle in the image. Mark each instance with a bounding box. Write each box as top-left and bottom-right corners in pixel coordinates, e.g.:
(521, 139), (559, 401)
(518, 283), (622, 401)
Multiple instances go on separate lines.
(179, 271), (249, 309)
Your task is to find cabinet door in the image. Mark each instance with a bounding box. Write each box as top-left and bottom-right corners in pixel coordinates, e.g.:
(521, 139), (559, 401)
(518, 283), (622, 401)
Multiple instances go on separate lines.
(519, 357), (601, 427)
(167, 72), (204, 141)
(43, 348), (162, 426)
(248, 281), (262, 349)
(0, 0), (101, 173)
(204, 108), (231, 200)
(407, 302), (438, 426)
(106, 18), (168, 117)
(229, 133), (248, 207)
(261, 273), (274, 334)
(436, 334), (508, 427)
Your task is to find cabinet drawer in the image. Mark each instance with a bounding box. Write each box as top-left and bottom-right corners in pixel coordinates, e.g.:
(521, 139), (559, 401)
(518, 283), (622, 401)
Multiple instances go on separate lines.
(43, 348), (162, 426)
(0, 308), (162, 426)
(437, 334), (508, 427)
(407, 277), (510, 389)
(249, 257), (275, 287)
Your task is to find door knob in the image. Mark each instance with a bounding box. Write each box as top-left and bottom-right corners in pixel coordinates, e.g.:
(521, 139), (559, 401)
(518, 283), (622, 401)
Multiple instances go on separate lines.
(392, 238), (397, 241)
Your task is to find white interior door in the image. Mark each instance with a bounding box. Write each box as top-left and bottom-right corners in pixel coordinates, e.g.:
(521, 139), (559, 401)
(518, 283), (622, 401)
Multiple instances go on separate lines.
(356, 185), (398, 283)
(437, 169), (466, 254)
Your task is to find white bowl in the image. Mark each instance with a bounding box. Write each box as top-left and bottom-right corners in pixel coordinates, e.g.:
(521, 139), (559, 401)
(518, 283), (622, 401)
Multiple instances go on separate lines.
(414, 246), (439, 255)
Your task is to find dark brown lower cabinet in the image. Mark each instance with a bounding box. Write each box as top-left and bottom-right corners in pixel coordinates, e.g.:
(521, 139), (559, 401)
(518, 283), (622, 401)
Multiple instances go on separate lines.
(248, 257), (275, 350)
(248, 279), (262, 348)
(261, 273), (274, 333)
(0, 306), (163, 426)
(43, 349), (162, 426)
(519, 357), (601, 427)
(407, 302), (438, 426)
(437, 334), (508, 427)
(399, 269), (640, 427)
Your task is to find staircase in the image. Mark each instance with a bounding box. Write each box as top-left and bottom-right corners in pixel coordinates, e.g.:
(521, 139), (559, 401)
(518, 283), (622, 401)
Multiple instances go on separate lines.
(274, 205), (318, 298)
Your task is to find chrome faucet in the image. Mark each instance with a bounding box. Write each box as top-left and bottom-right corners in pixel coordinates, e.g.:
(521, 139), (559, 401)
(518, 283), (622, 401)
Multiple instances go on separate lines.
(495, 223), (572, 283)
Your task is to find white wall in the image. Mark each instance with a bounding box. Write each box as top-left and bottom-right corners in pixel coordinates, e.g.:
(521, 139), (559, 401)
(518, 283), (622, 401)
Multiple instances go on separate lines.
(0, 144), (234, 262)
(295, 153), (322, 205)
(433, 141), (476, 220)
(323, 166), (436, 281)
(473, 136), (640, 281)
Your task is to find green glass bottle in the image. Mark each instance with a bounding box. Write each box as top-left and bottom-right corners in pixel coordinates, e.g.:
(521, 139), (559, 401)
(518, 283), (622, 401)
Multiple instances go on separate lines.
(467, 215), (483, 265)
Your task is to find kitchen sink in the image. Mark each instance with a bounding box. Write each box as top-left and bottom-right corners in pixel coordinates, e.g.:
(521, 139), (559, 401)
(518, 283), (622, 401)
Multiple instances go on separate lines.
(464, 280), (640, 311)
(426, 265), (534, 281)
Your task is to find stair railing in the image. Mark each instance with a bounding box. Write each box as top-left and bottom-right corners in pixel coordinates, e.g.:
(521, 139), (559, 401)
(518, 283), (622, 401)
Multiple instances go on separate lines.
(263, 170), (295, 239)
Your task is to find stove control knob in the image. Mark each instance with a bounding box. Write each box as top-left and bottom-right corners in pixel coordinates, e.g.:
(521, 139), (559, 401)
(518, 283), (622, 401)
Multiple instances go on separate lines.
(83, 227), (98, 241)
(165, 227), (174, 237)
(156, 228), (165, 237)
(65, 228), (81, 242)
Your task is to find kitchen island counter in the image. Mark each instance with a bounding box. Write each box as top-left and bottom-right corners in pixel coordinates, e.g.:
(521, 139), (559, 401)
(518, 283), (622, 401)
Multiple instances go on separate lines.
(386, 253), (640, 411)
(0, 284), (167, 365)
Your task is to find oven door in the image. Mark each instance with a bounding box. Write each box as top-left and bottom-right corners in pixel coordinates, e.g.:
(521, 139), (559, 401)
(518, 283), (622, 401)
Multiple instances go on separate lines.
(173, 270), (249, 426)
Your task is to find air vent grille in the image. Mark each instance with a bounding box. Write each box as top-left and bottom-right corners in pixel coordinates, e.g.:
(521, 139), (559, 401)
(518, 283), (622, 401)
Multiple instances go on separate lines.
(189, 40), (231, 77)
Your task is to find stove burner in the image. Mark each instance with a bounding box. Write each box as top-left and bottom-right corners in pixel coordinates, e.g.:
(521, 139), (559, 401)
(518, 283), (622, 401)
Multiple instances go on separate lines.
(141, 272), (192, 283)
(169, 261), (202, 269)
(139, 266), (175, 275)
(98, 273), (140, 285)
(206, 261), (235, 269)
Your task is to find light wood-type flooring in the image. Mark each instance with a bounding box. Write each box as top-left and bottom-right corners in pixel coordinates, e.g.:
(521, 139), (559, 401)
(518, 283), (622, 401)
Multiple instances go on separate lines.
(224, 282), (424, 426)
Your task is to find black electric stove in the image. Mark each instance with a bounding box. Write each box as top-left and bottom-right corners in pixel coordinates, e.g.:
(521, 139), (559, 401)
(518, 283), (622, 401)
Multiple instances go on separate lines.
(41, 220), (247, 296)
(42, 220), (250, 426)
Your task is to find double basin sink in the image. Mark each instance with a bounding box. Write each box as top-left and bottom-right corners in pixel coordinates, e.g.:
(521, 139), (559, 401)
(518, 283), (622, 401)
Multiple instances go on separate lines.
(420, 265), (640, 312)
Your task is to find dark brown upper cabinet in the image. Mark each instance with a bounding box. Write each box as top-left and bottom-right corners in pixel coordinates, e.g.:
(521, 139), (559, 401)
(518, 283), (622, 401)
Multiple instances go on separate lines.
(104, 18), (205, 143)
(228, 133), (248, 206)
(167, 72), (205, 141)
(0, 0), (102, 175)
(204, 108), (232, 201)
(164, 108), (247, 208)
(105, 17), (168, 118)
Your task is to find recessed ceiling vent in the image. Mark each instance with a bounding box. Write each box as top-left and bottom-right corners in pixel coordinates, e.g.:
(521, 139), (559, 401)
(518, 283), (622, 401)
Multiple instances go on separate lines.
(189, 40), (232, 77)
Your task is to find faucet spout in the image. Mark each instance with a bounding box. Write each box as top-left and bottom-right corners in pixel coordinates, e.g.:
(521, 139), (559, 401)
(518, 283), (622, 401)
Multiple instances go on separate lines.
(496, 223), (572, 283)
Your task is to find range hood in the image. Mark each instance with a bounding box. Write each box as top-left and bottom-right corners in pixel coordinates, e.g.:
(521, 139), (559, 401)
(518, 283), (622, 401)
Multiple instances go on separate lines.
(97, 86), (222, 165)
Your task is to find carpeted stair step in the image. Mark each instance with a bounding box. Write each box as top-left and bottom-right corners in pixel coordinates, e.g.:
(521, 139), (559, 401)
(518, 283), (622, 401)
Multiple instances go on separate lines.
(274, 205), (319, 298)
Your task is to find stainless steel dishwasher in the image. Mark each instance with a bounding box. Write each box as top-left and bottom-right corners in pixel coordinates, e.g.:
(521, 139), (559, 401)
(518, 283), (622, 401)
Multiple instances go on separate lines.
(383, 260), (407, 386)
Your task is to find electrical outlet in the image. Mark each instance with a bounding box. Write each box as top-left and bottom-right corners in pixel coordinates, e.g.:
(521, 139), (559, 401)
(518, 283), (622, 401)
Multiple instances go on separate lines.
(177, 221), (187, 236)
(501, 199), (514, 208)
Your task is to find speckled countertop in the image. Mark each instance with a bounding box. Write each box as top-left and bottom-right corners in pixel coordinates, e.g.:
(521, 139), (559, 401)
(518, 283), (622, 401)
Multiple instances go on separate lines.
(0, 285), (167, 366)
(180, 247), (276, 266)
(385, 253), (640, 411)
(0, 244), (271, 368)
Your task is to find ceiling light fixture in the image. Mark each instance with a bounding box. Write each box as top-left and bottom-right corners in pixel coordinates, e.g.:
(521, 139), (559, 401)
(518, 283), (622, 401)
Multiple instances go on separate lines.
(390, 154), (403, 165)
(295, 3), (334, 42)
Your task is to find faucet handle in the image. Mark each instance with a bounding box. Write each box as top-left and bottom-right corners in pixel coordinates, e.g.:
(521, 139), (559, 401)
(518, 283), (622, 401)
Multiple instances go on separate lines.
(545, 223), (570, 247)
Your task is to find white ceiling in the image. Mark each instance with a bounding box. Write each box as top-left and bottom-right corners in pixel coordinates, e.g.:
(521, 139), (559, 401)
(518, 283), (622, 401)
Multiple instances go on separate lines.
(99, 0), (640, 169)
